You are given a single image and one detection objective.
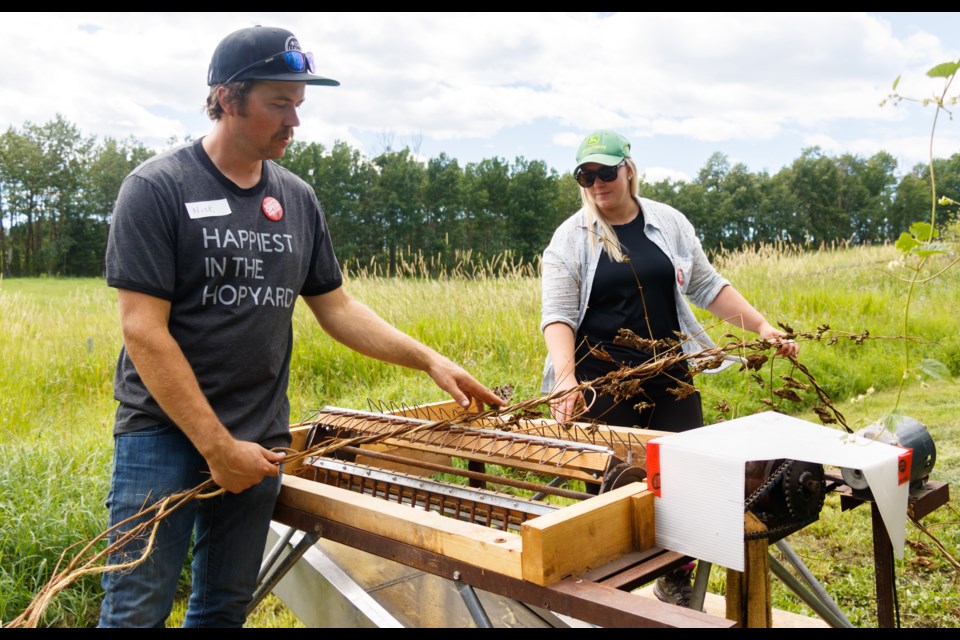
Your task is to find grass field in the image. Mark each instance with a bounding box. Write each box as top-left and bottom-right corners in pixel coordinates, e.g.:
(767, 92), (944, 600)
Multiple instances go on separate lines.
(1, 241), (958, 628)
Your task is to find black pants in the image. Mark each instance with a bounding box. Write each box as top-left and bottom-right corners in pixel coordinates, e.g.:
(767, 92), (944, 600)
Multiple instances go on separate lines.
(581, 388), (704, 433)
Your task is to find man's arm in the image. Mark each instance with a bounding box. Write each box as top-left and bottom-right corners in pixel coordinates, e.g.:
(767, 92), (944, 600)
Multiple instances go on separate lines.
(117, 289), (285, 493)
(302, 287), (504, 411)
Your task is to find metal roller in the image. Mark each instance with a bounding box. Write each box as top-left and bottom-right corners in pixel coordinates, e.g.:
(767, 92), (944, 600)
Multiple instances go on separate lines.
(840, 416), (936, 494)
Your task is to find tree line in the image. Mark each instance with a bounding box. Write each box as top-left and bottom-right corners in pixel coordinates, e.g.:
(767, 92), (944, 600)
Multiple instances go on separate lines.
(2, 114), (958, 278)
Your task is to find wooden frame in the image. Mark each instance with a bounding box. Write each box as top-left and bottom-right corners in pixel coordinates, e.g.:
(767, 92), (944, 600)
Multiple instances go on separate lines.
(272, 408), (743, 627)
(283, 403), (661, 587)
(279, 473), (654, 587)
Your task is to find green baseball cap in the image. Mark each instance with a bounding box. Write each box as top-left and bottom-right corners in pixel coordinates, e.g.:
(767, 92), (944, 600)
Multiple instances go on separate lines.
(575, 130), (632, 167)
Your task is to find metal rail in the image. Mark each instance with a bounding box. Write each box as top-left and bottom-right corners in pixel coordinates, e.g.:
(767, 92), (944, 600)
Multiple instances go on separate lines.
(307, 456), (559, 531)
(335, 444), (593, 500)
(308, 407), (615, 470)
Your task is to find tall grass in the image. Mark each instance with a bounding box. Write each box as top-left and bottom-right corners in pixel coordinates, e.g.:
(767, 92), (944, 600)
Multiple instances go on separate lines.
(0, 242), (957, 627)
(341, 248), (538, 281)
(697, 242), (959, 427)
(0, 279), (118, 442)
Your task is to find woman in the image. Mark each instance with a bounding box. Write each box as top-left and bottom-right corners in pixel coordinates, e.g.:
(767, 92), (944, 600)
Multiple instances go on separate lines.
(541, 128), (797, 428)
(539, 129), (798, 608)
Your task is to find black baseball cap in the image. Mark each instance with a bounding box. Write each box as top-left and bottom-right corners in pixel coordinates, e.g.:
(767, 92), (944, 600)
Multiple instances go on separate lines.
(207, 25), (340, 87)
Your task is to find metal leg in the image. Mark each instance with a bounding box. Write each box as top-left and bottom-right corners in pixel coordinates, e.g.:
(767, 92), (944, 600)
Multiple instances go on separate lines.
(452, 571), (493, 628)
(768, 553), (852, 628)
(247, 526), (322, 617)
(774, 539), (853, 627)
(257, 525), (297, 584)
(689, 560), (711, 612)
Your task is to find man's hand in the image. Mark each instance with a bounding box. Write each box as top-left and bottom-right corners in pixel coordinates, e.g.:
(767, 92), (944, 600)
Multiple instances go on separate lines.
(305, 289), (504, 412)
(206, 439), (286, 494)
(427, 355), (505, 411)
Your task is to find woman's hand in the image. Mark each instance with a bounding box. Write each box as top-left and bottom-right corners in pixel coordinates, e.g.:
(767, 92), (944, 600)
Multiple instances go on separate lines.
(758, 323), (799, 358)
(549, 378), (586, 423)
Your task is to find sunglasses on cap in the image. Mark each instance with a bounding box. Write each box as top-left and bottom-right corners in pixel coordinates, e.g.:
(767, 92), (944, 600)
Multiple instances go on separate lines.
(574, 160), (626, 188)
(223, 50), (316, 85)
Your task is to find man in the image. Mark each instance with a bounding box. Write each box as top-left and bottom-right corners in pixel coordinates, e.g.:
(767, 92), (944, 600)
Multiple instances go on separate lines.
(100, 25), (503, 628)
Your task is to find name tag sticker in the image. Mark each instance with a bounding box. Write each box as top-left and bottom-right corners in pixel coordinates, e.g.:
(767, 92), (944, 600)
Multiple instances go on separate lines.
(185, 199), (232, 219)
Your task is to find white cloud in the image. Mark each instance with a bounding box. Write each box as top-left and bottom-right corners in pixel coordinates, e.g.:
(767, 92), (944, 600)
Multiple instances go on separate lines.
(2, 12), (958, 178)
(641, 166), (693, 184)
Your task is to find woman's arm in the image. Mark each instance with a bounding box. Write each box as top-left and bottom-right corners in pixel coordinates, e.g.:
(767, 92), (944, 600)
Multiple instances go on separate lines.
(706, 285), (798, 357)
(542, 322), (585, 422)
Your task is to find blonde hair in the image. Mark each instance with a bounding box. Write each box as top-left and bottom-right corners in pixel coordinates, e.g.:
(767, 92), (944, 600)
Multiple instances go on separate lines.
(579, 157), (640, 262)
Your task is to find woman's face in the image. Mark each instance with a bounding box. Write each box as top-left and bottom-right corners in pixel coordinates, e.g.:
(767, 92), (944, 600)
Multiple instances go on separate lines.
(578, 161), (632, 212)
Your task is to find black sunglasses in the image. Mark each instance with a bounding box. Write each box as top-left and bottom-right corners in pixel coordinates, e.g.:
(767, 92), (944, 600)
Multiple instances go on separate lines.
(223, 50), (316, 85)
(574, 160), (626, 188)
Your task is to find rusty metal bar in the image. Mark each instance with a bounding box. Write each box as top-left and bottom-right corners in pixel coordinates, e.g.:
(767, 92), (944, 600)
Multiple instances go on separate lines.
(337, 445), (593, 501)
(308, 407), (613, 465)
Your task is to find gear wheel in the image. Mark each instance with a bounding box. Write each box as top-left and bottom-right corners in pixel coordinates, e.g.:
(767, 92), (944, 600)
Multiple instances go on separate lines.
(783, 461), (826, 522)
(599, 462), (647, 494)
(743, 458), (827, 542)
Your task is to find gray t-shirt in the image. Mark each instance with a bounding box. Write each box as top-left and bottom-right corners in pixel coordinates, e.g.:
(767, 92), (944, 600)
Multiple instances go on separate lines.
(105, 138), (342, 449)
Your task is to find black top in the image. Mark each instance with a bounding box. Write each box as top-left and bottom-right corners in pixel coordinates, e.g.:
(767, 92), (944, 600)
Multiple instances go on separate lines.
(576, 212), (685, 388)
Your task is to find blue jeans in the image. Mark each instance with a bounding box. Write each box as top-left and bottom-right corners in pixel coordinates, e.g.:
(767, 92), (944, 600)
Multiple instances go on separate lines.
(98, 424), (282, 628)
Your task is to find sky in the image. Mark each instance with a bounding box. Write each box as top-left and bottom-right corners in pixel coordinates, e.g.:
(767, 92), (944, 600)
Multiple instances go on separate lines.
(2, 12), (959, 183)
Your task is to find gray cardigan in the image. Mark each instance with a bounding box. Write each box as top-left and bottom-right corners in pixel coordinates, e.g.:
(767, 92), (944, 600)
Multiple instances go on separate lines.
(539, 196), (732, 394)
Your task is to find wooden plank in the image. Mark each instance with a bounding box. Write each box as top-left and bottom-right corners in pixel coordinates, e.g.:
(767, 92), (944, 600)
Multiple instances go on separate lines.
(281, 474), (653, 588)
(726, 512), (772, 628)
(632, 491), (656, 550)
(286, 425), (310, 474)
(548, 576), (735, 628)
(279, 474), (524, 579)
(591, 550), (691, 592)
(386, 399), (473, 420)
(520, 484), (654, 586)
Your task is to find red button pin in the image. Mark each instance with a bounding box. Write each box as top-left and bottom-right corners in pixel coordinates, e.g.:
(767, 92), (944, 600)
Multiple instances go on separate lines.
(262, 197), (283, 221)
(676, 267), (684, 286)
